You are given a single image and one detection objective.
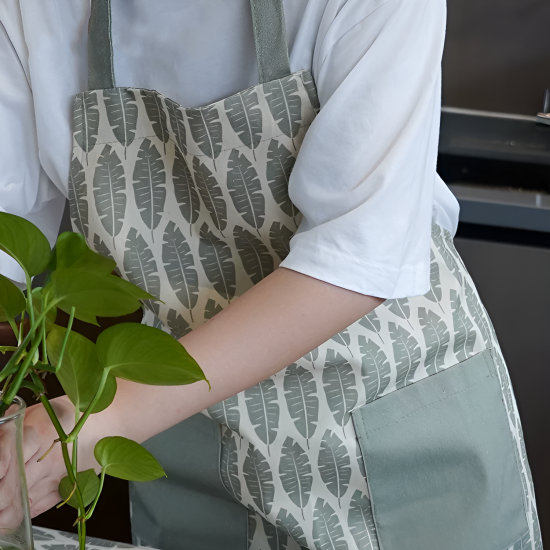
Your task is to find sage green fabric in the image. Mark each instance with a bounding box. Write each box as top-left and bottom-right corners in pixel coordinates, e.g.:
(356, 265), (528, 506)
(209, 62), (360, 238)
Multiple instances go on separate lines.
(129, 414), (248, 550)
(87, 0), (114, 90)
(352, 349), (529, 550)
(87, 0), (291, 90)
(250, 0), (291, 83)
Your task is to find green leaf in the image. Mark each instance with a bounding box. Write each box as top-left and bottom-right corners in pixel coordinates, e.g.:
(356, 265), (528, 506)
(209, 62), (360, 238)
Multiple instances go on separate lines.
(227, 150), (265, 232)
(0, 212), (51, 276)
(32, 288), (57, 333)
(51, 268), (152, 324)
(94, 436), (165, 481)
(96, 323), (207, 386)
(234, 226), (274, 284)
(132, 139), (166, 239)
(59, 469), (100, 509)
(0, 274), (26, 322)
(55, 232), (115, 275)
(93, 145), (127, 246)
(47, 325), (117, 413)
(33, 361), (57, 373)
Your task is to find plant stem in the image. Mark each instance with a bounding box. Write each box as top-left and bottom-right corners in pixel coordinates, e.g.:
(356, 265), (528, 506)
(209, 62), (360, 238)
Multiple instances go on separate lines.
(17, 311), (25, 345)
(0, 335), (42, 415)
(55, 307), (75, 372)
(67, 369), (109, 443)
(39, 394), (67, 442)
(25, 272), (34, 327)
(84, 470), (105, 521)
(60, 442), (86, 550)
(0, 308), (51, 380)
(72, 436), (78, 477)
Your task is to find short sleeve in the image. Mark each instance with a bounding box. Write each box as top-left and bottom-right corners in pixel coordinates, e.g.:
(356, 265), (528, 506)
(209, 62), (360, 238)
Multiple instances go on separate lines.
(280, 0), (446, 299)
(0, 3), (65, 282)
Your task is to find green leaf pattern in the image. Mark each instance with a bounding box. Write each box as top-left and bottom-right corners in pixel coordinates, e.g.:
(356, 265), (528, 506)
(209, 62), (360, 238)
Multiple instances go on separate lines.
(93, 145), (126, 248)
(69, 70), (536, 549)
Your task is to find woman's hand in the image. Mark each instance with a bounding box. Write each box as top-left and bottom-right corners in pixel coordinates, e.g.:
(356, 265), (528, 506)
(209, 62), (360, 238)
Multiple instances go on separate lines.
(0, 267), (384, 522)
(0, 397), (83, 523)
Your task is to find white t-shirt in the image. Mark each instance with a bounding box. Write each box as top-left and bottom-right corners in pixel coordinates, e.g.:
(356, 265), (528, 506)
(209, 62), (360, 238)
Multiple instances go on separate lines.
(0, 0), (458, 299)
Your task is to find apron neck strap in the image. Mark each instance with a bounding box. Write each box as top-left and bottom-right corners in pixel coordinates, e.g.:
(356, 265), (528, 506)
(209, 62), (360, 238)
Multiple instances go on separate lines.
(88, 0), (291, 90)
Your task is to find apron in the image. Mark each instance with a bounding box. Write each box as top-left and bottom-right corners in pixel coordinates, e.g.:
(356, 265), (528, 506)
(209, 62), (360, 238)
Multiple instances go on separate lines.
(69, 1), (542, 549)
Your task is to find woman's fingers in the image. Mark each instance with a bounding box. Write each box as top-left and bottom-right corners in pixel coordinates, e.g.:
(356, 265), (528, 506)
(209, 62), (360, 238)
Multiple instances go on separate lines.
(29, 491), (62, 519)
(28, 477), (61, 518)
(24, 442), (63, 490)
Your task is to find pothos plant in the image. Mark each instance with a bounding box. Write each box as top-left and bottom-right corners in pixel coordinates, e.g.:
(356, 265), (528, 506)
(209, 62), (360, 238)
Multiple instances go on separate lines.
(0, 212), (208, 550)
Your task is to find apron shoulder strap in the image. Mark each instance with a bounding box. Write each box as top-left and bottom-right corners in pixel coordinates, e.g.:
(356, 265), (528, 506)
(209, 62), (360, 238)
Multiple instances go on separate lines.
(88, 0), (115, 90)
(249, 0), (291, 84)
(87, 0), (291, 91)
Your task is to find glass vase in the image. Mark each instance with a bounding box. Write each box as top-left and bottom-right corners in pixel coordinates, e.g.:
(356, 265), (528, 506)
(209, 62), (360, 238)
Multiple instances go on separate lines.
(0, 396), (33, 550)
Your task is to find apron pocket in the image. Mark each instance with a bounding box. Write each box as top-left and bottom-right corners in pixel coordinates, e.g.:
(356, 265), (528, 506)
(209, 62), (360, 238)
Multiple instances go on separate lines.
(352, 348), (528, 550)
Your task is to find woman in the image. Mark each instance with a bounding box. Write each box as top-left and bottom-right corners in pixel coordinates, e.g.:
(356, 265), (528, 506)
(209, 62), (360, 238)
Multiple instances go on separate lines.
(0, 1), (541, 549)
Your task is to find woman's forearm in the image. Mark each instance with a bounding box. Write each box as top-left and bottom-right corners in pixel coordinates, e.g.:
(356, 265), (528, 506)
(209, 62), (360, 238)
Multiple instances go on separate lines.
(81, 267), (383, 465)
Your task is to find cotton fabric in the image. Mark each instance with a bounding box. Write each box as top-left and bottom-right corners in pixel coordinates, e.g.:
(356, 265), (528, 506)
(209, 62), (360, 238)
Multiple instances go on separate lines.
(0, 0), (458, 298)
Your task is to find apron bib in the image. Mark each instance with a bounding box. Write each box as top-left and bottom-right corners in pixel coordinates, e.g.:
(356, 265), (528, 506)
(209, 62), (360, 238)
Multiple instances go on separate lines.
(69, 2), (541, 549)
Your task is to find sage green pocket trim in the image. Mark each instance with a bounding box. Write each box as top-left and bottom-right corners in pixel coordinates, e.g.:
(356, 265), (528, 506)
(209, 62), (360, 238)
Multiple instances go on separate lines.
(352, 349), (528, 550)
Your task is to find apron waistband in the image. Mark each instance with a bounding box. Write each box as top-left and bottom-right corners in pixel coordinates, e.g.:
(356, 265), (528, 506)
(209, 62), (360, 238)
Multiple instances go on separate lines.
(87, 0), (292, 91)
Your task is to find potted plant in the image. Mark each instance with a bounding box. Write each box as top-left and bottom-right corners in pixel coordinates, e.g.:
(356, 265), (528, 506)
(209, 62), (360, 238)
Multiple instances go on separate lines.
(0, 212), (208, 550)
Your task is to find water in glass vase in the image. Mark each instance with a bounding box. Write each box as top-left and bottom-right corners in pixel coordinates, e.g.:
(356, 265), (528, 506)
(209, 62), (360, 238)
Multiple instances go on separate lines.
(0, 396), (33, 550)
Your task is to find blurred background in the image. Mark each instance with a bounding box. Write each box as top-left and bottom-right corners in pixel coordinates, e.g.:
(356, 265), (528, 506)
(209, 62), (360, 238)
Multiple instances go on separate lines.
(3, 0), (550, 546)
(441, 0), (550, 545)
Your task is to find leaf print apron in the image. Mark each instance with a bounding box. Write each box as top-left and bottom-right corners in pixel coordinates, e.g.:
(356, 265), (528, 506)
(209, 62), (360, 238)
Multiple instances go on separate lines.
(69, 1), (542, 549)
